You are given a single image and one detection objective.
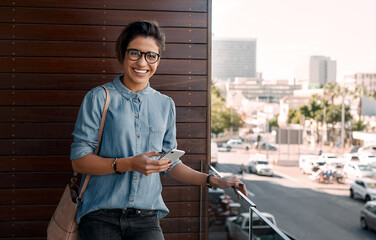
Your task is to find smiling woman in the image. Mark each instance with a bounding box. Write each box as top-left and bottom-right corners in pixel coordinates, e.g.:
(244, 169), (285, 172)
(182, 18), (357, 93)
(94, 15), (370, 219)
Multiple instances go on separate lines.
(70, 20), (247, 240)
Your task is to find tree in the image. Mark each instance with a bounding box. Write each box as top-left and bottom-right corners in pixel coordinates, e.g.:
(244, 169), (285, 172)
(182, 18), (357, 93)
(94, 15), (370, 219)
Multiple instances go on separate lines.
(351, 120), (367, 132)
(323, 82), (340, 104)
(268, 114), (279, 128)
(350, 86), (367, 120)
(288, 109), (302, 124)
(211, 82), (243, 135)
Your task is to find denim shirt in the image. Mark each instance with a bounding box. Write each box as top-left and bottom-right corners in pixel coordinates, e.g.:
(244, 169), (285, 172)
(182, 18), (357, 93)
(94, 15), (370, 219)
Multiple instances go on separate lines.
(70, 75), (181, 223)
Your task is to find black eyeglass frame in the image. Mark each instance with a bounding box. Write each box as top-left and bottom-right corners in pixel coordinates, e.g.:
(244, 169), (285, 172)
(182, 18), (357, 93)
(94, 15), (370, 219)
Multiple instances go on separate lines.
(126, 49), (160, 64)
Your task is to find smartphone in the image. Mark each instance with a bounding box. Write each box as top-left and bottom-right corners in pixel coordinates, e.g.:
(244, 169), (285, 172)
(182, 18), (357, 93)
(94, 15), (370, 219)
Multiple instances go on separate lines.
(159, 149), (185, 161)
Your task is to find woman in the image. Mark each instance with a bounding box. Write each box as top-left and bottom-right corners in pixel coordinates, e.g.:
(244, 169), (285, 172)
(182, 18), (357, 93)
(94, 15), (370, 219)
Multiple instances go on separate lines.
(71, 20), (247, 240)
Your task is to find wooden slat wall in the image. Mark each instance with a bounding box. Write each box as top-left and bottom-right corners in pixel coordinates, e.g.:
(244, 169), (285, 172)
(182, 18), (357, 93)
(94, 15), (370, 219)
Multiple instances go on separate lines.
(0, 0), (211, 239)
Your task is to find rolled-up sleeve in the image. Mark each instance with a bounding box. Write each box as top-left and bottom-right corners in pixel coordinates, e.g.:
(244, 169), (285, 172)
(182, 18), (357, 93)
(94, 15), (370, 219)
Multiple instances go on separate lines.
(70, 87), (106, 160)
(161, 98), (181, 176)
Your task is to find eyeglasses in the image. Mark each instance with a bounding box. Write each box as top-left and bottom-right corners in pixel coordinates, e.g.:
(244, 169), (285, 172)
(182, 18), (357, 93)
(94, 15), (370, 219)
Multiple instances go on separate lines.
(126, 49), (160, 64)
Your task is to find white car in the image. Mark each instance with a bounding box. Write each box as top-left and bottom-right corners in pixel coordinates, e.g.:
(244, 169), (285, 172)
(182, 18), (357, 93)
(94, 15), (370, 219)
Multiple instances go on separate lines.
(226, 212), (276, 240)
(344, 162), (375, 179)
(210, 142), (218, 167)
(350, 178), (376, 201)
(318, 153), (338, 163)
(358, 145), (376, 155)
(248, 154), (273, 176)
(299, 155), (324, 174)
(358, 153), (376, 164)
(223, 138), (251, 151)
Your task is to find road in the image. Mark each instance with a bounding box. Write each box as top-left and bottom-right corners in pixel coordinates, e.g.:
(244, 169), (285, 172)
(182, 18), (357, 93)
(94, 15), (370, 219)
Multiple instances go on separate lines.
(209, 151), (376, 240)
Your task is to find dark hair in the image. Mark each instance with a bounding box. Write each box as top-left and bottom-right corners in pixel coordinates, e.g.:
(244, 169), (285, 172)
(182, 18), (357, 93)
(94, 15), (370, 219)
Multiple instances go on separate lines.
(115, 21), (166, 64)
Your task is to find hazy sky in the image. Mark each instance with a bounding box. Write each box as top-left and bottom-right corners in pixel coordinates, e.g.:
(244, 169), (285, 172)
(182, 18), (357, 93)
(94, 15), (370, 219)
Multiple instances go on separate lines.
(212, 0), (376, 81)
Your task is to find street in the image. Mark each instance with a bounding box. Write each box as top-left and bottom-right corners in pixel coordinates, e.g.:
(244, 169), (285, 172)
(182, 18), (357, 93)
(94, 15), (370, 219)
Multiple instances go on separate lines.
(209, 151), (376, 240)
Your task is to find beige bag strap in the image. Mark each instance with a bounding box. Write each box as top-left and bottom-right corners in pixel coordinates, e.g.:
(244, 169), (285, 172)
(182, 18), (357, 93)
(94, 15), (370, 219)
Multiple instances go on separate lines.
(77, 85), (110, 201)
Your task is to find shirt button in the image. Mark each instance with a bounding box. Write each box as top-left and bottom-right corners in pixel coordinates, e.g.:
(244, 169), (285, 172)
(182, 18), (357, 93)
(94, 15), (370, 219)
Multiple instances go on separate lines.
(136, 134), (140, 138)
(134, 94), (137, 98)
(130, 198), (134, 202)
(135, 115), (139, 119)
(133, 176), (138, 180)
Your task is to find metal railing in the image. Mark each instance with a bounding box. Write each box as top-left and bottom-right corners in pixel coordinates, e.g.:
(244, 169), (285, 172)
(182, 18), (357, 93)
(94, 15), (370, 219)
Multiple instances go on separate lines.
(209, 165), (293, 240)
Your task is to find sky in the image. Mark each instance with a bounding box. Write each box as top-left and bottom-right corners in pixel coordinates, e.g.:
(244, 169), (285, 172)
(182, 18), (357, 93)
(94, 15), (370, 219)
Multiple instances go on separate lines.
(212, 0), (376, 82)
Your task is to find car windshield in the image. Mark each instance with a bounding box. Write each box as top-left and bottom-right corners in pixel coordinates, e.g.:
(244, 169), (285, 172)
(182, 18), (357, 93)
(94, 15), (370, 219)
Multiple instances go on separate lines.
(358, 165), (372, 171)
(257, 161), (268, 165)
(366, 182), (376, 189)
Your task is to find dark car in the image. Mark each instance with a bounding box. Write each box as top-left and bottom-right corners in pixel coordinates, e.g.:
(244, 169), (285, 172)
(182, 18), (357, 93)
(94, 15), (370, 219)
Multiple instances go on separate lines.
(360, 201), (376, 232)
(350, 146), (360, 153)
(255, 142), (277, 151)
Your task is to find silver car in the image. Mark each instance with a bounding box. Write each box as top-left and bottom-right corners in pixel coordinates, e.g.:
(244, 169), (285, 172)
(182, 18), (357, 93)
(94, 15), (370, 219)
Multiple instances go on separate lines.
(361, 201), (376, 232)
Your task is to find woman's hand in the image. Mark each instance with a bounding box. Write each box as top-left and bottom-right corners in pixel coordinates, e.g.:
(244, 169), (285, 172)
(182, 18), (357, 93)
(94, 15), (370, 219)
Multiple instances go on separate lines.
(129, 151), (172, 176)
(211, 175), (247, 199)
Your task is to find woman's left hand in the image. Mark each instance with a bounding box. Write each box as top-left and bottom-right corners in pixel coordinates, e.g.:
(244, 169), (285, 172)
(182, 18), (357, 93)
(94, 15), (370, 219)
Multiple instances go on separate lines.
(212, 175), (247, 199)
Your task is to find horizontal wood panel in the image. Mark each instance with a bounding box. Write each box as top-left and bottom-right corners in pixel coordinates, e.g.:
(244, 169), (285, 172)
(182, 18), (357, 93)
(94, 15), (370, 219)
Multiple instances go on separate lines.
(0, 202), (200, 221)
(0, 218), (201, 237)
(0, 0), (207, 12)
(0, 90), (206, 107)
(0, 171), (207, 188)
(0, 73), (207, 91)
(0, 57), (207, 75)
(1, 24), (207, 43)
(0, 155), (205, 172)
(0, 139), (206, 155)
(0, 186), (201, 204)
(0, 40), (207, 59)
(0, 123), (206, 139)
(0, 106), (207, 123)
(0, 8), (207, 27)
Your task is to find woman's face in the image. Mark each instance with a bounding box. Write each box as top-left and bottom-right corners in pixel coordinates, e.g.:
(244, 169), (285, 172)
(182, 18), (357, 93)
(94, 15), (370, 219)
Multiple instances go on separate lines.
(122, 36), (160, 92)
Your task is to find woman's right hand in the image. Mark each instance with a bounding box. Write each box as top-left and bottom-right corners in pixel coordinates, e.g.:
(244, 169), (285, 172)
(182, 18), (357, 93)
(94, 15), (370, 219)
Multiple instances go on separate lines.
(129, 151), (172, 176)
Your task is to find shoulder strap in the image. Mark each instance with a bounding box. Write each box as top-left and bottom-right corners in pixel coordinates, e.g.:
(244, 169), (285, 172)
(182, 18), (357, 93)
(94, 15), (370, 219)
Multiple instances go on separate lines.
(77, 85), (110, 198)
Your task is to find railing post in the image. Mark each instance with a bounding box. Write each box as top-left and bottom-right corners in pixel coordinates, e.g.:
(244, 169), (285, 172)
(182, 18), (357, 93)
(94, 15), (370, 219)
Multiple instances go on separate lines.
(249, 207), (253, 240)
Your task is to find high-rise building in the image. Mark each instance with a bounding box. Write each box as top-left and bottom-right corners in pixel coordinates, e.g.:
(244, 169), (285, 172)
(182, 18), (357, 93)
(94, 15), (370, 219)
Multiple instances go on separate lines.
(212, 38), (257, 81)
(295, 56), (336, 89)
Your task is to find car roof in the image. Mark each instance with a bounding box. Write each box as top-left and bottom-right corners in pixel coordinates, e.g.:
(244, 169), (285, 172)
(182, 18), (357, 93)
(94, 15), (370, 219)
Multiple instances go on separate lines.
(356, 178), (376, 183)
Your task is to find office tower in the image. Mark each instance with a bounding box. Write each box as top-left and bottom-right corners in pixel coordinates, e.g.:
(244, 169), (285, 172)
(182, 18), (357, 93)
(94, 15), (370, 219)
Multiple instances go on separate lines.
(212, 38), (257, 81)
(295, 56), (336, 89)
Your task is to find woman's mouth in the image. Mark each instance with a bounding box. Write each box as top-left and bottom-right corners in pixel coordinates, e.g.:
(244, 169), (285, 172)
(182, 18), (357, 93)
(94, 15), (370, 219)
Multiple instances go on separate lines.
(133, 68), (148, 74)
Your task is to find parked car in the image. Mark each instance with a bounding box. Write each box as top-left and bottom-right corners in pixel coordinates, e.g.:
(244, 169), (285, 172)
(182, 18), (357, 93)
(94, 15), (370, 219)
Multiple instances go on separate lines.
(318, 153), (338, 163)
(299, 155), (324, 174)
(249, 154), (273, 176)
(340, 153), (359, 163)
(360, 201), (376, 232)
(358, 153), (376, 164)
(350, 178), (376, 201)
(225, 212), (277, 240)
(255, 142), (277, 151)
(343, 161), (375, 179)
(210, 142), (218, 167)
(358, 145), (376, 155)
(223, 138), (252, 152)
(350, 146), (360, 153)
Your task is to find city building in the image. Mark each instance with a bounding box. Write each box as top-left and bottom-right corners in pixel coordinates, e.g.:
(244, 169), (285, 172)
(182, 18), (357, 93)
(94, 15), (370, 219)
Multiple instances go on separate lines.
(343, 73), (376, 93)
(226, 77), (301, 104)
(212, 38), (257, 81)
(295, 56), (337, 89)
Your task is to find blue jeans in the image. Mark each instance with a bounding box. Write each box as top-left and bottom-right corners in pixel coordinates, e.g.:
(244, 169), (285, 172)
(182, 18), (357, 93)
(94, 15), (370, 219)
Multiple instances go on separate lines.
(79, 208), (165, 240)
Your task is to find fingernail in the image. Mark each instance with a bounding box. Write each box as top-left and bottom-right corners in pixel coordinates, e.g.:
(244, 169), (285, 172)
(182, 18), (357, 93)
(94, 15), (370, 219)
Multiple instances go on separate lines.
(168, 161), (172, 164)
(159, 152), (164, 154)
(239, 183), (244, 187)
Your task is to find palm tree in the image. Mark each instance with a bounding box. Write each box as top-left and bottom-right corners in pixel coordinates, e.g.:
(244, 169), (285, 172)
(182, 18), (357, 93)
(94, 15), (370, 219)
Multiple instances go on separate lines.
(351, 86), (367, 120)
(323, 82), (340, 104)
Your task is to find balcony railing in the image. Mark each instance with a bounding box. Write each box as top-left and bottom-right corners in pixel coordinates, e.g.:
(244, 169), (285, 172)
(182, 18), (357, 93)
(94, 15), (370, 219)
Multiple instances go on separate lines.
(208, 164), (296, 240)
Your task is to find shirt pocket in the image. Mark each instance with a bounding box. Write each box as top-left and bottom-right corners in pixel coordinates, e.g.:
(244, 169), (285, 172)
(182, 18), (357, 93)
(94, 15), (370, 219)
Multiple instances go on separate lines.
(148, 127), (165, 152)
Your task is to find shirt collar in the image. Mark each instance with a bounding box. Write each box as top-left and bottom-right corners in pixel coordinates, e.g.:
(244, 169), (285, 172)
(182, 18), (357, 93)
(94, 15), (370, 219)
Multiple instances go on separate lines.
(113, 74), (151, 101)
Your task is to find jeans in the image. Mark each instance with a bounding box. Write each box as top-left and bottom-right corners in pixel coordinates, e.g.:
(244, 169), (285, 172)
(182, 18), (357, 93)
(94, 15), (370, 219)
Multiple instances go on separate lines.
(79, 208), (165, 240)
